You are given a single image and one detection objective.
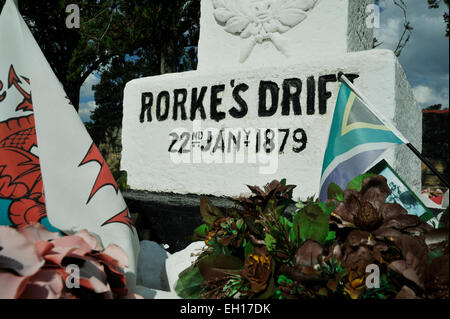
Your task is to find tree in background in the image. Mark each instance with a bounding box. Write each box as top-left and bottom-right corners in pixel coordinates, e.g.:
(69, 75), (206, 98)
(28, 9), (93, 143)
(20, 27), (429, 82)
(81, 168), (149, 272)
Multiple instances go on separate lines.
(428, 0), (449, 36)
(84, 0), (200, 173)
(86, 0), (200, 144)
(0, 0), (200, 112)
(0, 0), (133, 111)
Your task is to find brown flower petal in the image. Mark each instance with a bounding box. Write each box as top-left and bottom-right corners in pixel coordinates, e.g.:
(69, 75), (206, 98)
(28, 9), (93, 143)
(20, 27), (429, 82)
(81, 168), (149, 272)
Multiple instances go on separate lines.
(294, 240), (323, 267)
(360, 175), (391, 210)
(373, 242), (389, 262)
(344, 246), (374, 268)
(389, 259), (425, 290)
(242, 253), (272, 293)
(246, 185), (265, 197)
(346, 230), (371, 247)
(334, 190), (361, 223)
(428, 254), (449, 285)
(379, 203), (408, 221)
(389, 235), (428, 289)
(395, 285), (420, 299)
(382, 215), (423, 230)
(372, 227), (403, 240)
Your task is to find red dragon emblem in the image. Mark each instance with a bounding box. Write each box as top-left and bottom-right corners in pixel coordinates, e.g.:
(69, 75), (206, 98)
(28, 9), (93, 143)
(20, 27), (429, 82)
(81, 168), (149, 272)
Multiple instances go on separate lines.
(0, 65), (46, 229)
(0, 64), (134, 232)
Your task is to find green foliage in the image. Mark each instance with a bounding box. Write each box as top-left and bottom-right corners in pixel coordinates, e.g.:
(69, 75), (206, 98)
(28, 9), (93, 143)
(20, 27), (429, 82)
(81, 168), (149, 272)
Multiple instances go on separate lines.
(113, 170), (129, 191)
(428, 0), (449, 37)
(174, 265), (204, 299)
(327, 182), (344, 201)
(194, 224), (210, 238)
(86, 0), (200, 145)
(243, 240), (254, 258)
(1, 0), (200, 151)
(294, 203), (331, 245)
(180, 177), (448, 300)
(345, 173), (376, 191)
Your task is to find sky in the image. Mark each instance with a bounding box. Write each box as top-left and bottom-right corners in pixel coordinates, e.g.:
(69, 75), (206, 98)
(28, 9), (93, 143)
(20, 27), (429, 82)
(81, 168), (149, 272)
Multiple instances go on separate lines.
(78, 0), (450, 122)
(375, 0), (449, 110)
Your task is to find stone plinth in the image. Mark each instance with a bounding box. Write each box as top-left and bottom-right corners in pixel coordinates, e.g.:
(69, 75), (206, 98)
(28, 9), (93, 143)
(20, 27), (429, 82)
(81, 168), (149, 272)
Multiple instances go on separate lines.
(122, 49), (422, 199)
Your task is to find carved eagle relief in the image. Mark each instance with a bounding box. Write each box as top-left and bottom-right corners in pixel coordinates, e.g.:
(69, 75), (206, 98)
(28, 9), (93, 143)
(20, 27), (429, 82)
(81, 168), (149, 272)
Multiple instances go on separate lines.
(212, 0), (318, 62)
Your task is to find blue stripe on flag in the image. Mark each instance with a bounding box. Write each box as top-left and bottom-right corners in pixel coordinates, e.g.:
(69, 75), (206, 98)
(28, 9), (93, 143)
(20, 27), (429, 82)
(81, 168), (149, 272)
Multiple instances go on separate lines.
(319, 149), (386, 201)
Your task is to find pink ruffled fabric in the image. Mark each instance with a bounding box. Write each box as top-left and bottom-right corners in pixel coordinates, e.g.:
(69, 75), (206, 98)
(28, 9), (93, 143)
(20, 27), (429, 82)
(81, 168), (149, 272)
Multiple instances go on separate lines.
(0, 224), (139, 299)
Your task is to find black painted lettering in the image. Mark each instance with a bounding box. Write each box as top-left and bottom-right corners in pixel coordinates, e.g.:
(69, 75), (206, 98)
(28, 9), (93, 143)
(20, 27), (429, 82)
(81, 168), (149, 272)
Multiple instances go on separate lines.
(306, 76), (315, 115)
(210, 84), (226, 122)
(190, 87), (207, 121)
(173, 89), (188, 121)
(258, 81), (279, 117)
(282, 78), (302, 116)
(318, 74), (337, 115)
(156, 91), (170, 121)
(229, 83), (249, 119)
(140, 92), (153, 122)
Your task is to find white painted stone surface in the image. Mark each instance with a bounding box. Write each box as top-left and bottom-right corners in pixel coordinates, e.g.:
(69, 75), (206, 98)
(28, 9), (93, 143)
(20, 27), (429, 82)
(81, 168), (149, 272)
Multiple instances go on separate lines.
(198, 0), (374, 72)
(166, 241), (206, 296)
(134, 241), (205, 299)
(122, 49), (422, 199)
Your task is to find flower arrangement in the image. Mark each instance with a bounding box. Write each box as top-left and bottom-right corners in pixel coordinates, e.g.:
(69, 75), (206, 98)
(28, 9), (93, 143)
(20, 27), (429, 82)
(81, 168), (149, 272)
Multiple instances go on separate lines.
(175, 175), (449, 299)
(0, 224), (140, 299)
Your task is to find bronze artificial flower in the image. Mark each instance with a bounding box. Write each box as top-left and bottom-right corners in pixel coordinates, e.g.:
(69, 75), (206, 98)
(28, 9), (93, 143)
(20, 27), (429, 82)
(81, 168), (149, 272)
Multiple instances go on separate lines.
(238, 180), (296, 213)
(331, 175), (432, 235)
(329, 175), (437, 296)
(242, 252), (272, 293)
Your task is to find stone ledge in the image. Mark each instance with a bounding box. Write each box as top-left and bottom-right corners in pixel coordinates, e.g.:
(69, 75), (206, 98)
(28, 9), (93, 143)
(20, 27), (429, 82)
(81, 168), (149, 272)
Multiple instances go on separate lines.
(123, 189), (298, 253)
(123, 189), (235, 253)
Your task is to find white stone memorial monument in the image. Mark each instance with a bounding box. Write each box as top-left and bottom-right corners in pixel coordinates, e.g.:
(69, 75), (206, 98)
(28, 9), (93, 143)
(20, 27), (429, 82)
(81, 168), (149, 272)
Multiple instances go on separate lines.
(121, 0), (422, 200)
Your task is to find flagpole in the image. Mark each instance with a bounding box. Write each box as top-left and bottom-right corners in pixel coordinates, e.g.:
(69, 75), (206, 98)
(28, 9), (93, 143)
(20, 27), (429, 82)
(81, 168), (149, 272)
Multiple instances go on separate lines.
(337, 72), (449, 189)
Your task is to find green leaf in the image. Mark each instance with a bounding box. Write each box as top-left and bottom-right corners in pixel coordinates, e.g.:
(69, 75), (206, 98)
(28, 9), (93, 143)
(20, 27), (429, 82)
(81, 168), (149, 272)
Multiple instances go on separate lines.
(114, 170), (130, 191)
(277, 275), (293, 285)
(236, 218), (244, 230)
(317, 201), (336, 216)
(325, 231), (336, 244)
(193, 224), (210, 238)
(265, 233), (277, 252)
(296, 203), (330, 244)
(244, 241), (255, 258)
(327, 182), (344, 201)
(296, 200), (306, 210)
(346, 173), (376, 192)
(175, 266), (204, 299)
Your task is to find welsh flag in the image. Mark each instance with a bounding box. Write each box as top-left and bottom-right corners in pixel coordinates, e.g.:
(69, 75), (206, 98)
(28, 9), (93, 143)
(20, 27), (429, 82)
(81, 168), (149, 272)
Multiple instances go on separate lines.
(0, 0), (139, 286)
